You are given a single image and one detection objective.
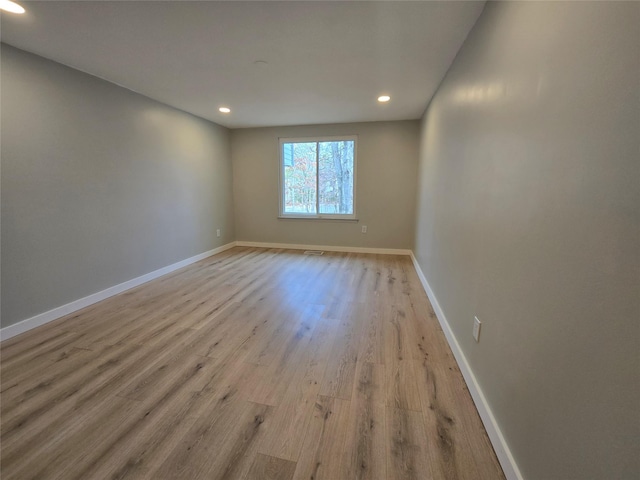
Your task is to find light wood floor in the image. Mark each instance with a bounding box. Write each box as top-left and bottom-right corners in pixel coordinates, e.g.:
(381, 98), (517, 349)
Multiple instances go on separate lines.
(1, 247), (504, 480)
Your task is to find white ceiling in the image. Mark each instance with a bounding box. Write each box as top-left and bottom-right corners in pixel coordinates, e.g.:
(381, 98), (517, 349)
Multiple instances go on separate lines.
(1, 1), (485, 128)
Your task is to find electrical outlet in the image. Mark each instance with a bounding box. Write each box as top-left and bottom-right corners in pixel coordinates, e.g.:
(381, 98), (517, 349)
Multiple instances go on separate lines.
(361, 225), (367, 234)
(216, 229), (221, 238)
(473, 316), (481, 342)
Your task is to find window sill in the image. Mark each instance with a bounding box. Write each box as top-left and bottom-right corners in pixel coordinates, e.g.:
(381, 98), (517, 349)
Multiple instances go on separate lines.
(278, 215), (359, 222)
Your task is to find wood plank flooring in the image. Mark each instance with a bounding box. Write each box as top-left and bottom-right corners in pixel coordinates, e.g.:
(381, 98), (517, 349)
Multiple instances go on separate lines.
(0, 247), (505, 480)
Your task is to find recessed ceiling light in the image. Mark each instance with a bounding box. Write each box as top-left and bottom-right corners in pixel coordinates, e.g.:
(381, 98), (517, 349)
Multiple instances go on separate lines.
(377, 95), (391, 103)
(219, 107), (231, 113)
(0, 0), (25, 14)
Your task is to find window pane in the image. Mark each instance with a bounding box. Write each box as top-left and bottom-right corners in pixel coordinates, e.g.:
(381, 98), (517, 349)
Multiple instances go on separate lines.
(318, 140), (354, 214)
(283, 142), (317, 214)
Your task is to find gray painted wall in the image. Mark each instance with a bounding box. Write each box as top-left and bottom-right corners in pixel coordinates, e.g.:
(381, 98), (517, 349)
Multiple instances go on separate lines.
(1, 45), (234, 328)
(231, 121), (419, 249)
(414, 2), (639, 479)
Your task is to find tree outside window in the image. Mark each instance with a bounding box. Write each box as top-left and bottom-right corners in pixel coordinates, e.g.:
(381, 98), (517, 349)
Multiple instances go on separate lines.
(280, 137), (356, 218)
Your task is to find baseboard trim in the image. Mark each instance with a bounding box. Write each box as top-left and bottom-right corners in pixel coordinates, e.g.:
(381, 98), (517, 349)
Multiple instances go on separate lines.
(236, 241), (411, 256)
(0, 242), (237, 342)
(409, 252), (524, 480)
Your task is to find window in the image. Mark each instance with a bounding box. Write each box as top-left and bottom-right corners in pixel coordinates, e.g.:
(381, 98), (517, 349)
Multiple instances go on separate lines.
(279, 137), (356, 219)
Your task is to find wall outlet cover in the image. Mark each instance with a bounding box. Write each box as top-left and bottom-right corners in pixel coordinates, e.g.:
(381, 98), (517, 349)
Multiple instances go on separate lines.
(473, 316), (481, 342)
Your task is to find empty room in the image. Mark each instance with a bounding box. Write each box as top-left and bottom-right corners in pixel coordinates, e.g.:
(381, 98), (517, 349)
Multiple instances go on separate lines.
(1, 1), (638, 479)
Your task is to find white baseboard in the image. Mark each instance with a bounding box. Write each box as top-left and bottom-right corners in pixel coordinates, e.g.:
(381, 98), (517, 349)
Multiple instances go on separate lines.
(409, 252), (524, 480)
(0, 242), (237, 342)
(236, 240), (411, 256)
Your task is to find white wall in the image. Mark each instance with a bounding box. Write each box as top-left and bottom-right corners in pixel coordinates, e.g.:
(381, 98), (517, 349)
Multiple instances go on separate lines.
(414, 3), (639, 479)
(231, 121), (419, 249)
